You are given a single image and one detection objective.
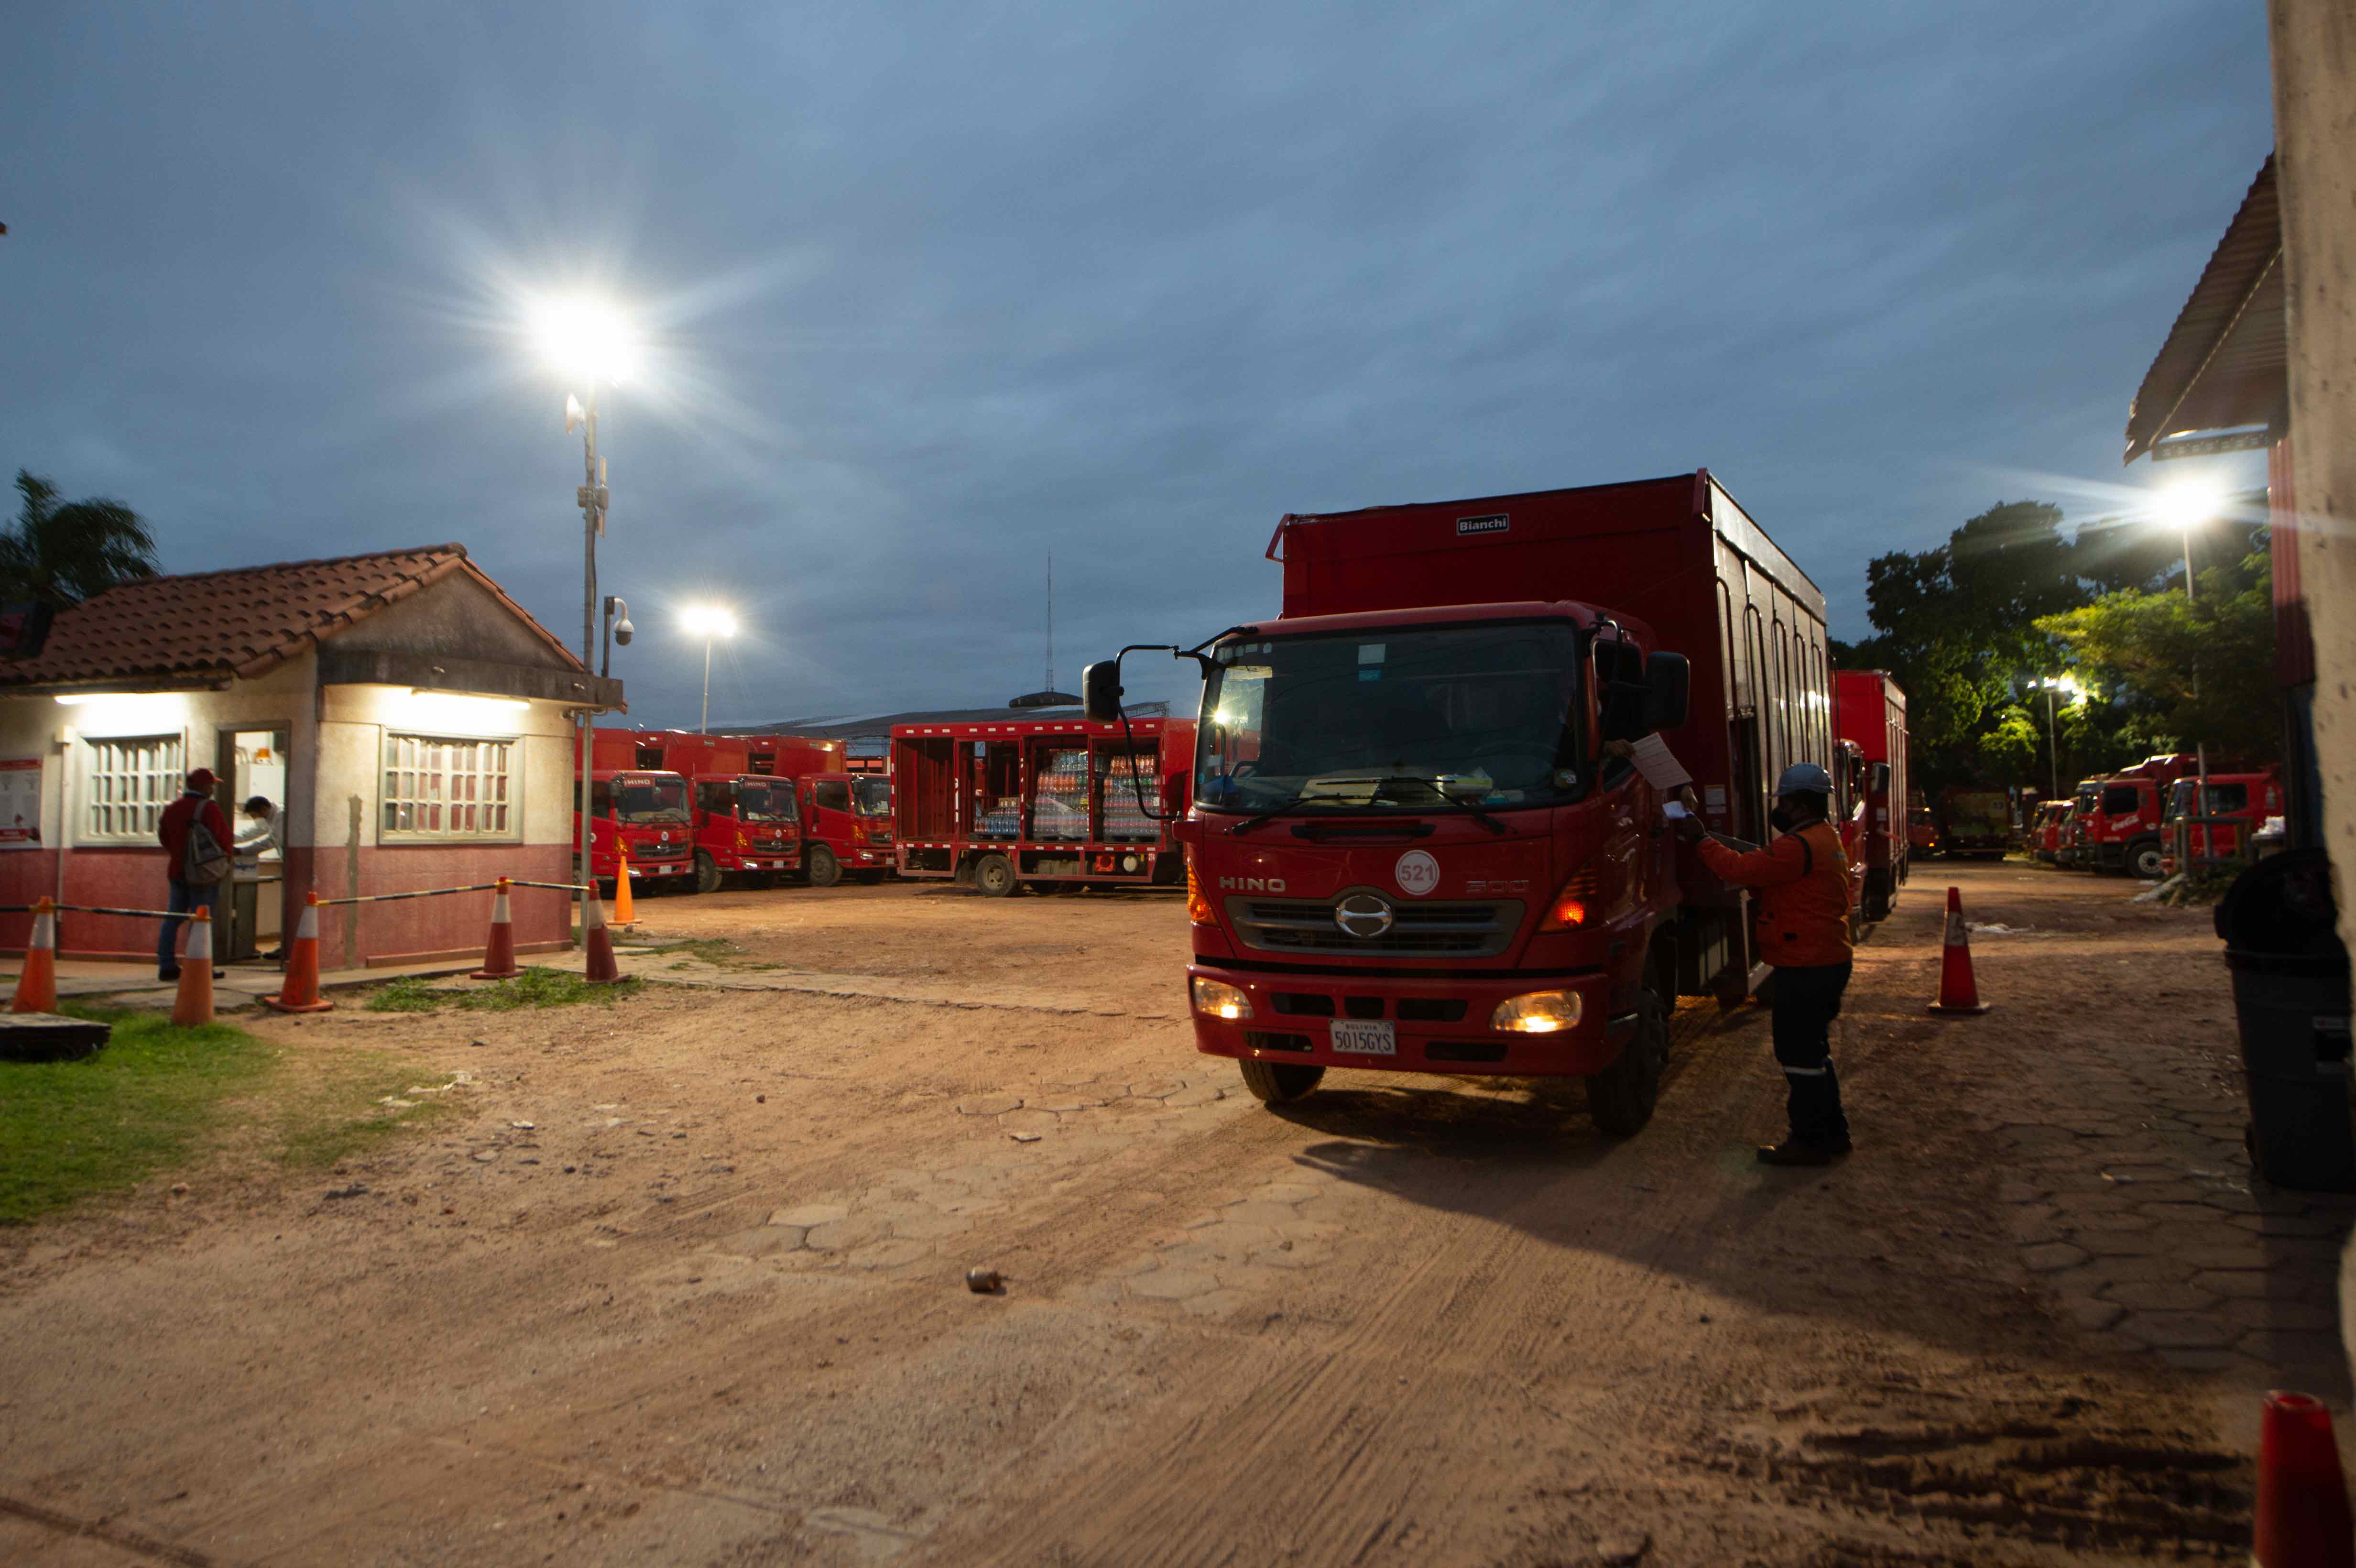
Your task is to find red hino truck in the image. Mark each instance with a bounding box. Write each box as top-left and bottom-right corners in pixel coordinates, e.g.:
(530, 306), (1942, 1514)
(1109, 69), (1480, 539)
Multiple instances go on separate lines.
(891, 716), (1197, 894)
(794, 772), (895, 885)
(1083, 470), (1832, 1134)
(1833, 669), (1909, 919)
(616, 730), (806, 891)
(2082, 753), (2197, 879)
(577, 732), (696, 892)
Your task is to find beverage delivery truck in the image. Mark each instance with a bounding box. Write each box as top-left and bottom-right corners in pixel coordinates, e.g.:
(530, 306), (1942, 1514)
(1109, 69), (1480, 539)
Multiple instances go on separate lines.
(1083, 470), (1833, 1135)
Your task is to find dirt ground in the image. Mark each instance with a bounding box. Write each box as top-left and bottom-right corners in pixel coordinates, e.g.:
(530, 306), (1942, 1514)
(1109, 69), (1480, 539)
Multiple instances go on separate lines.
(0, 861), (2342, 1566)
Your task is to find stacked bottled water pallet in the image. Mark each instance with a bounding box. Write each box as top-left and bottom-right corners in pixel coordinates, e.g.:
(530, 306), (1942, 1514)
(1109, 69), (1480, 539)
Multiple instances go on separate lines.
(1102, 753), (1161, 842)
(1034, 749), (1090, 840)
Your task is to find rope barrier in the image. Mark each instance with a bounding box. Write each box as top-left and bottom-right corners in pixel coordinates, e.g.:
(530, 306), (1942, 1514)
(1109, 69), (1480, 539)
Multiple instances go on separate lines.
(0, 880), (595, 920)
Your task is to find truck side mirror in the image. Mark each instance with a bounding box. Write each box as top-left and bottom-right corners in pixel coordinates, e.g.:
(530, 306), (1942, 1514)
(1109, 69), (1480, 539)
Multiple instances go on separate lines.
(1599, 682), (1649, 744)
(1869, 762), (1891, 795)
(1644, 653), (1689, 732)
(1082, 659), (1124, 723)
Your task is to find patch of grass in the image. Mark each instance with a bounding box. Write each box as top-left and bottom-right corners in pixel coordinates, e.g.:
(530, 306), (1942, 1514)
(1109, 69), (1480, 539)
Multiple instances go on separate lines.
(275, 1056), (461, 1168)
(0, 1007), (273, 1224)
(365, 965), (641, 1013)
(635, 937), (765, 969)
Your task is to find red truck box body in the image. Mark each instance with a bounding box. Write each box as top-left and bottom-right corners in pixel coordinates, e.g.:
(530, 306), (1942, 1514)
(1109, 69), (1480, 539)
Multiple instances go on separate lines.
(1180, 470), (1832, 1107)
(1833, 670), (1909, 917)
(891, 717), (1195, 892)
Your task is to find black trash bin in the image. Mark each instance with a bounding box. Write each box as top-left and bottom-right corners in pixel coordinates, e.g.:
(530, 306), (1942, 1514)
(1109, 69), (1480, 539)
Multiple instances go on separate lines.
(2215, 849), (2356, 1192)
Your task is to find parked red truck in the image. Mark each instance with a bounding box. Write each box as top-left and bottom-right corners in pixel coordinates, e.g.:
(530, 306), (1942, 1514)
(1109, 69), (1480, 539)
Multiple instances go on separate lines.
(795, 773), (895, 885)
(615, 731), (806, 892)
(891, 716), (1197, 893)
(2030, 799), (2070, 863)
(1833, 670), (1909, 919)
(1084, 470), (1832, 1135)
(2081, 753), (2198, 879)
(600, 729), (883, 888)
(575, 735), (697, 892)
(2161, 769), (2286, 872)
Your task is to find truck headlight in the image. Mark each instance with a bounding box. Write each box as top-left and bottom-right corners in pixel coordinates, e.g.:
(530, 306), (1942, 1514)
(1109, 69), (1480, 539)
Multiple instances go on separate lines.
(1190, 977), (1253, 1021)
(1491, 990), (1582, 1034)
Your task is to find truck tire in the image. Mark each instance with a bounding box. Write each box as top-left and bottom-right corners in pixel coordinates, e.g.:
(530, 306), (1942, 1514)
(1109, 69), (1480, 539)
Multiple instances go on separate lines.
(2128, 838), (2165, 880)
(1864, 871), (1891, 922)
(1238, 1059), (1324, 1105)
(1585, 982), (1668, 1137)
(806, 844), (842, 888)
(694, 850), (722, 896)
(973, 853), (1017, 898)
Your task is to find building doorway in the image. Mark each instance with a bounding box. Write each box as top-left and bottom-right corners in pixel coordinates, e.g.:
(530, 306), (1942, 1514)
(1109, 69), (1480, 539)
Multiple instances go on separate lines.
(218, 728), (288, 963)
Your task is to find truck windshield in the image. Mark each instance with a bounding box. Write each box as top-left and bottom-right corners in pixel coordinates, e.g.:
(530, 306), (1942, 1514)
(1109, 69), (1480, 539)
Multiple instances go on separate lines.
(737, 781), (796, 822)
(1195, 621), (1584, 814)
(615, 776), (690, 825)
(852, 778), (893, 817)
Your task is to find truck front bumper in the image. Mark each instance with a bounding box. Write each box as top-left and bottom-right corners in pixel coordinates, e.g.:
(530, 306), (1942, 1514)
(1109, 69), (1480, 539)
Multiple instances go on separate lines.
(1185, 962), (1625, 1078)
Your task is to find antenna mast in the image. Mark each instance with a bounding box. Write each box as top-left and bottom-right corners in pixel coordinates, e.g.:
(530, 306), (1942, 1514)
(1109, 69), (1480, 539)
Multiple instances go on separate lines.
(1045, 553), (1054, 695)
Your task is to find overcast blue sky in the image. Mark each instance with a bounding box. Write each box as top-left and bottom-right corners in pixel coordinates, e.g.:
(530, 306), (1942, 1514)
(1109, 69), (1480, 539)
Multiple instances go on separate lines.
(4, 3), (2275, 727)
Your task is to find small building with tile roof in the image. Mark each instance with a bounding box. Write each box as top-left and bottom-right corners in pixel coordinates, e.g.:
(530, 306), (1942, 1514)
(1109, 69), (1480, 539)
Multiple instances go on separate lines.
(0, 543), (622, 967)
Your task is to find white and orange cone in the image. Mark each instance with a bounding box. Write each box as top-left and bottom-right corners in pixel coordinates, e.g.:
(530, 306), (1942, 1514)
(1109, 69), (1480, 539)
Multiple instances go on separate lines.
(171, 907), (216, 1027)
(612, 841), (636, 927)
(471, 878), (520, 980)
(1927, 885), (1991, 1016)
(11, 897), (58, 1014)
(583, 888), (621, 985)
(263, 893), (334, 1013)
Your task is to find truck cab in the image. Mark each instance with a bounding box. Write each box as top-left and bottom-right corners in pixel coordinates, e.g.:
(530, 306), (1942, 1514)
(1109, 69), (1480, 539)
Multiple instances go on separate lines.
(798, 773), (894, 887)
(2162, 770), (2285, 872)
(2031, 799), (2070, 862)
(579, 769), (695, 891)
(690, 774), (803, 892)
(2085, 754), (2194, 878)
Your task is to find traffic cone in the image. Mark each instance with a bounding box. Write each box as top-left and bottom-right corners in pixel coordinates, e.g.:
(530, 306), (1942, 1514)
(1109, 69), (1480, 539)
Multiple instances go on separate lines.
(612, 841), (636, 926)
(171, 908), (215, 1027)
(11, 898), (58, 1014)
(1927, 885), (1992, 1016)
(582, 890), (622, 984)
(263, 893), (334, 1013)
(2254, 1390), (2353, 1567)
(471, 878), (520, 980)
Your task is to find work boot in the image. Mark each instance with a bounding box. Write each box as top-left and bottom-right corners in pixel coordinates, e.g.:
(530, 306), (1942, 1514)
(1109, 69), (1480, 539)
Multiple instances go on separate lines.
(1756, 1138), (1851, 1167)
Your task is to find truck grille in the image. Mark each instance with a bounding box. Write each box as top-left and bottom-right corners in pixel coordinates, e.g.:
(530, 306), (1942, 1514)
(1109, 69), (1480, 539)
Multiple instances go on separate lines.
(1225, 896), (1523, 958)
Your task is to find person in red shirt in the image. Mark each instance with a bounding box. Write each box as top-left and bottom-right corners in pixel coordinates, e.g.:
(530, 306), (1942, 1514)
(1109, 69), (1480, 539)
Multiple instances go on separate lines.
(156, 768), (232, 981)
(1676, 763), (1856, 1166)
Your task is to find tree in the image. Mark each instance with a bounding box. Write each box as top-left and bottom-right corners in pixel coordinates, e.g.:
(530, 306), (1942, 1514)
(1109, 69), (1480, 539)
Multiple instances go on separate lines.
(2036, 546), (2277, 764)
(4, 471), (160, 608)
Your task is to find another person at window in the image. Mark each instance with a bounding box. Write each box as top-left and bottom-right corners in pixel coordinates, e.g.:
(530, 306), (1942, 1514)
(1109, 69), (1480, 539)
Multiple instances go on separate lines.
(236, 795), (283, 866)
(157, 768), (232, 982)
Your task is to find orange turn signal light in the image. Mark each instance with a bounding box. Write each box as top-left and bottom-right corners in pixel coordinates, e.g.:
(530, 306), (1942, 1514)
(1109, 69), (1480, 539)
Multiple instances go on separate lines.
(1540, 893), (1588, 931)
(1185, 852), (1214, 925)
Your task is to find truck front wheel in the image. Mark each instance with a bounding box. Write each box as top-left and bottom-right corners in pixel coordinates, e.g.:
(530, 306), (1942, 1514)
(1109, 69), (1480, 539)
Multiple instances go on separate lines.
(806, 845), (842, 888)
(1239, 1059), (1325, 1105)
(1585, 984), (1668, 1137)
(695, 850), (722, 895)
(973, 853), (1018, 898)
(2129, 838), (2165, 880)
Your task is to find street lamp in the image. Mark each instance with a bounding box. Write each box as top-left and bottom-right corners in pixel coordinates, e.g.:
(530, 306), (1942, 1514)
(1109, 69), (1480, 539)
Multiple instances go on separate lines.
(2028, 675), (2083, 799)
(682, 606), (738, 733)
(530, 292), (639, 940)
(2154, 478), (2223, 792)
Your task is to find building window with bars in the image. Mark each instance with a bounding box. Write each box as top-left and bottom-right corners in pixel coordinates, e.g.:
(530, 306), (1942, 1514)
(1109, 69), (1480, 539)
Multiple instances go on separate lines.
(381, 733), (518, 841)
(84, 734), (184, 843)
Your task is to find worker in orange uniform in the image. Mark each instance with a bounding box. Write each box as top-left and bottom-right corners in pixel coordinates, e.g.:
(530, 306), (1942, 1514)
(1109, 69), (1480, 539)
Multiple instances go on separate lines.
(1675, 763), (1855, 1166)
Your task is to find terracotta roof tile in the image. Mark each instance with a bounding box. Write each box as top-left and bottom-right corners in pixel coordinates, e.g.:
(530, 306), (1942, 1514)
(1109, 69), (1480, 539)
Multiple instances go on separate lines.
(0, 543), (587, 689)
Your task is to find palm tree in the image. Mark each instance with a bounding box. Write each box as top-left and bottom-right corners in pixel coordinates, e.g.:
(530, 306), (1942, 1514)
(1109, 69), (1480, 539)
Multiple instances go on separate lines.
(5, 471), (159, 606)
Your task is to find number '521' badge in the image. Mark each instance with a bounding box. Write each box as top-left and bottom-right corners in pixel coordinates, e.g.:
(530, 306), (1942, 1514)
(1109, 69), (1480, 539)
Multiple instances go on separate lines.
(1394, 850), (1440, 897)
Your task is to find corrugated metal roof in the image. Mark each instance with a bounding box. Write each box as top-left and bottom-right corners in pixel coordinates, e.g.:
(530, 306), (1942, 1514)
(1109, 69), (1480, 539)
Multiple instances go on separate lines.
(2124, 157), (2287, 463)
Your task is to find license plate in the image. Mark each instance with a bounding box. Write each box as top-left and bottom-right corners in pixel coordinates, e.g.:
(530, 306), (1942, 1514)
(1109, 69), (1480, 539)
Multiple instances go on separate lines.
(1330, 1020), (1396, 1056)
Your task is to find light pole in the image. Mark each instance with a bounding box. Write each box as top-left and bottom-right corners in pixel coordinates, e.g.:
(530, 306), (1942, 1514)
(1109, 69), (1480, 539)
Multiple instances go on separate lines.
(531, 294), (638, 942)
(2156, 480), (2222, 795)
(2029, 675), (2081, 799)
(681, 607), (738, 733)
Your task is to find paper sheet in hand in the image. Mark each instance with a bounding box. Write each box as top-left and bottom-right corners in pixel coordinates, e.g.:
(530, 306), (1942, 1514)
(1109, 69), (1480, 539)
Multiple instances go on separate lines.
(1662, 800), (1690, 820)
(1629, 735), (1692, 791)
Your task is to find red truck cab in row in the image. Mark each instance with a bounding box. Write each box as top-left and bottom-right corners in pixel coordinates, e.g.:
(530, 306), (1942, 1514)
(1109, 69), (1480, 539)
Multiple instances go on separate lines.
(2162, 770), (2285, 872)
(2082, 753), (2197, 878)
(1088, 471), (1833, 1136)
(798, 773), (894, 885)
(1833, 669), (1909, 919)
(891, 717), (1196, 893)
(574, 764), (696, 891)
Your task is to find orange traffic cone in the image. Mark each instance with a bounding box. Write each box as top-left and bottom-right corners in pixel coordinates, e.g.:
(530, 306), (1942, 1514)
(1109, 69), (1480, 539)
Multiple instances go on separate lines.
(583, 889), (621, 984)
(2255, 1390), (2353, 1566)
(1927, 885), (1991, 1016)
(11, 897), (58, 1014)
(171, 907), (215, 1027)
(263, 893), (334, 1013)
(612, 841), (636, 927)
(471, 878), (520, 979)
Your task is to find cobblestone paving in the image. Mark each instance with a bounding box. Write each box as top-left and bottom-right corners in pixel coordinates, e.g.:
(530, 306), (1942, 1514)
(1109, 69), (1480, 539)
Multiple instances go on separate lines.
(2002, 1036), (2356, 1393)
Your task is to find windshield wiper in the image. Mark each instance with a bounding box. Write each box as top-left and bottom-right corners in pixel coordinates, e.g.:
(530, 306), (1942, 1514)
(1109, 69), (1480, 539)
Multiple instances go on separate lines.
(1230, 793), (1305, 835)
(1378, 776), (1509, 835)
